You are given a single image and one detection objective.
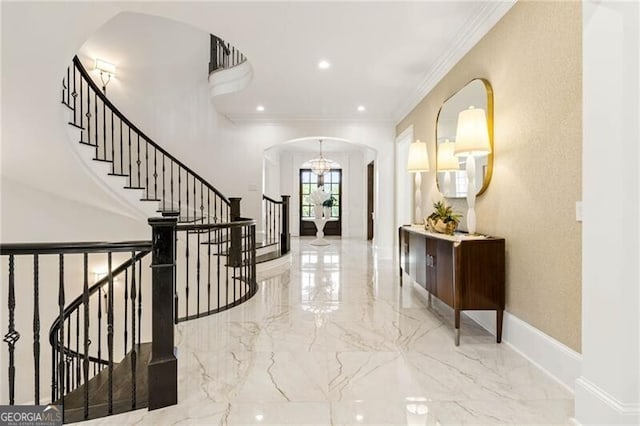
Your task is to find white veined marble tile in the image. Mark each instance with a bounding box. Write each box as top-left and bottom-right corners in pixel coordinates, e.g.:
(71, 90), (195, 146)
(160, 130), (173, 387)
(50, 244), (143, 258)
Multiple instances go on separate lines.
(82, 238), (573, 425)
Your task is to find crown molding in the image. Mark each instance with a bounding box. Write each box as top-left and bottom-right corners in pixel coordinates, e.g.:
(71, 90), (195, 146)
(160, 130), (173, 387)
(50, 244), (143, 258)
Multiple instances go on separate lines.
(393, 0), (516, 123)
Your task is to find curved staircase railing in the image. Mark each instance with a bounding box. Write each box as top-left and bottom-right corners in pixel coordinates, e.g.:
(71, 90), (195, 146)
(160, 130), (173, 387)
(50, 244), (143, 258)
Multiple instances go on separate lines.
(62, 56), (230, 224)
(0, 52), (264, 422)
(1, 241), (152, 423)
(209, 34), (247, 73)
(262, 195), (290, 256)
(1, 217), (258, 422)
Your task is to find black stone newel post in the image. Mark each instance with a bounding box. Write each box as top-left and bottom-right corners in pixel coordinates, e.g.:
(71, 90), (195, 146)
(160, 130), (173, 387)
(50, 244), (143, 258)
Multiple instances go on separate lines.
(148, 216), (177, 410)
(280, 195), (291, 255)
(229, 197), (242, 267)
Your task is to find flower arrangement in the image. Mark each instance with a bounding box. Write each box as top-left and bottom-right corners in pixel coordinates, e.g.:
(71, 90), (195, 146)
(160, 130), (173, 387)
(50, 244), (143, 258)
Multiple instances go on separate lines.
(322, 196), (336, 207)
(309, 187), (330, 205)
(425, 201), (462, 235)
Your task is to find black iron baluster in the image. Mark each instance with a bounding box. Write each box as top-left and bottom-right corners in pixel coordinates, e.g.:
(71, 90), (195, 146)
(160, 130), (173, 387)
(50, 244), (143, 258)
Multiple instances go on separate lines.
(103, 98), (107, 161)
(162, 154), (166, 211)
(178, 167), (182, 218)
(124, 269), (128, 356)
(75, 310), (80, 388)
(62, 74), (66, 104)
(58, 254), (65, 416)
(66, 319), (71, 391)
(214, 192), (217, 223)
(154, 147), (158, 200)
(225, 229), (230, 306)
(83, 253), (90, 420)
(197, 221), (201, 317)
(130, 251), (137, 409)
(67, 66), (70, 106)
(200, 182), (204, 224)
(193, 176), (196, 221)
(120, 119), (123, 175)
(137, 257), (142, 347)
(79, 73), (84, 140)
(185, 231), (189, 319)
(207, 193), (211, 313)
(97, 286), (102, 374)
(186, 171), (189, 222)
(170, 160), (174, 211)
(51, 337), (56, 403)
(72, 64), (77, 123)
(128, 127), (132, 187)
(145, 141), (149, 199)
(4, 255), (19, 405)
(85, 83), (91, 145)
(33, 254), (40, 404)
(107, 252), (114, 414)
(110, 111), (115, 170)
(94, 92), (98, 158)
(137, 135), (141, 188)
(217, 228), (221, 311)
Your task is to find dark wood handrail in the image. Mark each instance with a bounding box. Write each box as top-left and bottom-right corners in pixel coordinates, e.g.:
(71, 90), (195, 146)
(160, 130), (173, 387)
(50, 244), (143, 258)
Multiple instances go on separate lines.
(1, 240), (151, 255)
(262, 194), (283, 205)
(72, 56), (230, 206)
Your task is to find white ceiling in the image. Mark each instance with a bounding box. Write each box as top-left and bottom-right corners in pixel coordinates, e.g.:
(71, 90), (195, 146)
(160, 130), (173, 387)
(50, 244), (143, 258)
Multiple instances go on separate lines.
(79, 2), (514, 125)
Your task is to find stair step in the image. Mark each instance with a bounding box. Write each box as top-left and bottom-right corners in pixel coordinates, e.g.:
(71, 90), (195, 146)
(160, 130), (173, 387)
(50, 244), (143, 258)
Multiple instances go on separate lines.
(79, 140), (98, 147)
(108, 173), (129, 177)
(123, 186), (146, 190)
(62, 101), (74, 111)
(256, 251), (283, 264)
(68, 121), (85, 130)
(61, 342), (151, 423)
(140, 198), (161, 202)
(93, 158), (113, 163)
(207, 240), (277, 252)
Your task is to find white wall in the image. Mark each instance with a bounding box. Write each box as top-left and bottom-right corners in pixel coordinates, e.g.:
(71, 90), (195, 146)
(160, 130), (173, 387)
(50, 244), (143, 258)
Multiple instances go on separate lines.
(576, 1), (640, 424)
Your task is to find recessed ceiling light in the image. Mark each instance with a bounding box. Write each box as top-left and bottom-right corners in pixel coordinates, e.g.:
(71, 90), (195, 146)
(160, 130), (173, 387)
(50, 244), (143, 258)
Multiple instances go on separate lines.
(357, 105), (366, 112)
(256, 105), (265, 112)
(318, 60), (330, 70)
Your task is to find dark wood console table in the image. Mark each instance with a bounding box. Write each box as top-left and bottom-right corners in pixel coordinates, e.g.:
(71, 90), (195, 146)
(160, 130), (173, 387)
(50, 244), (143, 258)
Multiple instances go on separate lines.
(398, 225), (505, 345)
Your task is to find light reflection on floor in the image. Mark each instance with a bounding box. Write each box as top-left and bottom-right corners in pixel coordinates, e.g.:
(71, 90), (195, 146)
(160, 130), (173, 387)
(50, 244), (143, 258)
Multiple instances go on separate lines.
(85, 237), (573, 425)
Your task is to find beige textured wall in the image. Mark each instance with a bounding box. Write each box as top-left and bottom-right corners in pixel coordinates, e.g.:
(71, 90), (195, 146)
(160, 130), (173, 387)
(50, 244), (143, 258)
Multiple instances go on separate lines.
(397, 1), (582, 352)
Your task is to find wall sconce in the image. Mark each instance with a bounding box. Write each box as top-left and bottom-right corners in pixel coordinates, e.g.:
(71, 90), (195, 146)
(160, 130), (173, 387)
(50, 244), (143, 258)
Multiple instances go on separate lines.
(407, 139), (430, 224)
(94, 58), (116, 94)
(437, 139), (459, 195)
(454, 106), (491, 234)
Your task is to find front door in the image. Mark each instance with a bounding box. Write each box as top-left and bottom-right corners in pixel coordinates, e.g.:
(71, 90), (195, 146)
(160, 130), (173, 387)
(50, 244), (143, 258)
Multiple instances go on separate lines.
(299, 168), (342, 236)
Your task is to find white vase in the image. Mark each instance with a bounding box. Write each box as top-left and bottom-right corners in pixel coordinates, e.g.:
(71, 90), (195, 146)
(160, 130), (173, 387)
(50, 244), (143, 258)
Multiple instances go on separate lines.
(323, 206), (331, 218)
(313, 205), (323, 219)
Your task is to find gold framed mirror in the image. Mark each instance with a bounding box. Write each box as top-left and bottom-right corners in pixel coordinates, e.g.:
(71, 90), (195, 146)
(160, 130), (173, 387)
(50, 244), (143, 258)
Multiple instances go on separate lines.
(435, 79), (494, 198)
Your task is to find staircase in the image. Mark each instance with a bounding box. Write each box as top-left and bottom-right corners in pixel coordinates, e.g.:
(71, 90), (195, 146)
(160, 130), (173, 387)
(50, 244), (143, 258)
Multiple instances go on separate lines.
(0, 43), (290, 423)
(62, 56), (231, 225)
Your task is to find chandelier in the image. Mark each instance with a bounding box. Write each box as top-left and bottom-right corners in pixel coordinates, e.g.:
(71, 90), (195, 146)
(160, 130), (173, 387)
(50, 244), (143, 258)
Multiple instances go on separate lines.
(309, 139), (332, 176)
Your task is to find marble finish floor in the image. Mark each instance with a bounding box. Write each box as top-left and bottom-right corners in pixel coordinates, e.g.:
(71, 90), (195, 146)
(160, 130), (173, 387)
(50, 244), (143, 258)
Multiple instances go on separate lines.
(85, 237), (573, 425)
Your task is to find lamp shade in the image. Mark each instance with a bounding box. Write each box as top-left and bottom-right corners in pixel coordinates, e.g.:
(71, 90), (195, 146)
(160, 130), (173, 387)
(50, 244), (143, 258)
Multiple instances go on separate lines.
(407, 140), (430, 173)
(95, 58), (116, 76)
(437, 139), (460, 171)
(453, 106), (491, 157)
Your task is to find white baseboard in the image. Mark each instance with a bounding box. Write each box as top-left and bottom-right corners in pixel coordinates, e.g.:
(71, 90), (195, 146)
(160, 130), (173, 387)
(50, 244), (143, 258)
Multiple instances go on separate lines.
(574, 376), (640, 425)
(463, 310), (582, 393)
